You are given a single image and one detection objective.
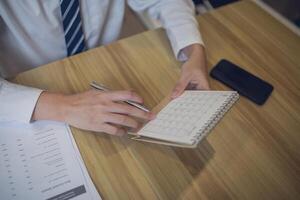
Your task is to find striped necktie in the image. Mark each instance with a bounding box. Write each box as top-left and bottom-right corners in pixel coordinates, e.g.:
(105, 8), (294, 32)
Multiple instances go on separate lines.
(60, 0), (86, 56)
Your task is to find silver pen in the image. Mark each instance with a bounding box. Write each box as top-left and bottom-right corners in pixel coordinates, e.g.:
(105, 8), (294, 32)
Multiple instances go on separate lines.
(90, 81), (150, 112)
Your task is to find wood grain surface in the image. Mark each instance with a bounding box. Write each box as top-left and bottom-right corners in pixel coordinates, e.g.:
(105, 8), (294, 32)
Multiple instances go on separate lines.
(13, 1), (300, 199)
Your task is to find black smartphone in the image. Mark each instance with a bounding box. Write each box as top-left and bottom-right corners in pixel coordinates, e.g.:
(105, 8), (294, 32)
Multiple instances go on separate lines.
(210, 59), (273, 105)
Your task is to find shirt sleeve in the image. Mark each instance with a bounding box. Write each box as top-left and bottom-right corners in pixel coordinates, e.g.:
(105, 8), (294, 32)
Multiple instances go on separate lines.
(127, 0), (204, 61)
(0, 77), (43, 123)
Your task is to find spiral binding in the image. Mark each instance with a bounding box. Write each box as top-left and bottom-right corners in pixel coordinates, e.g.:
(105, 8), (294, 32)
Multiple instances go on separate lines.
(190, 92), (239, 145)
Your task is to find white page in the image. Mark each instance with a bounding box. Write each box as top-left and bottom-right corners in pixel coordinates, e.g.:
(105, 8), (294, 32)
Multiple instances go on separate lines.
(0, 121), (101, 200)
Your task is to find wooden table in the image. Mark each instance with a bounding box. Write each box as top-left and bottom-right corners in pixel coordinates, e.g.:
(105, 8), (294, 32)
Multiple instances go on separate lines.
(14, 1), (300, 199)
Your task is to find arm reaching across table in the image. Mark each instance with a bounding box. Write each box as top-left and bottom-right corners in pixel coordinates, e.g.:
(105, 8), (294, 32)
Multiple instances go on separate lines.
(128, 0), (210, 97)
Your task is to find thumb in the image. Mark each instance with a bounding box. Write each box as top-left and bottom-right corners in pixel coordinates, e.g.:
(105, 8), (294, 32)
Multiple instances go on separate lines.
(172, 77), (189, 98)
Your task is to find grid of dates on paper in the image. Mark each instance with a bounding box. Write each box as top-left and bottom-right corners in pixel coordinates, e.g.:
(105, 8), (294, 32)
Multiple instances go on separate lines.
(139, 91), (233, 142)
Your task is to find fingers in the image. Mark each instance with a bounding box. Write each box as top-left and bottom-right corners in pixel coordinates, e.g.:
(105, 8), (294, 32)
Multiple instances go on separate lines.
(107, 103), (155, 120)
(196, 83), (210, 90)
(105, 90), (143, 103)
(197, 78), (211, 90)
(172, 72), (211, 99)
(171, 76), (189, 99)
(194, 75), (210, 90)
(105, 113), (140, 129)
(101, 124), (126, 136)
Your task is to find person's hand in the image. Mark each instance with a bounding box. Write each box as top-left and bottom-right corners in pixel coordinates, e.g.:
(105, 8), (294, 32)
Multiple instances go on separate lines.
(172, 44), (210, 98)
(32, 90), (155, 136)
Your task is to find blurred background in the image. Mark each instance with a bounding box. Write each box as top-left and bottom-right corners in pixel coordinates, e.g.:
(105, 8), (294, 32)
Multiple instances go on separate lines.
(120, 0), (300, 39)
(261, 0), (300, 27)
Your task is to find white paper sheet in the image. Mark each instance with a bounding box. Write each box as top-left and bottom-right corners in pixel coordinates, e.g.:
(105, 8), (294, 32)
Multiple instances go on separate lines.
(0, 121), (101, 200)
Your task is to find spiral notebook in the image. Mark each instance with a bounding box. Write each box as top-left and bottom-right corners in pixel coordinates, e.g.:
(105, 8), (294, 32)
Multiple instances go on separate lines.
(130, 91), (239, 148)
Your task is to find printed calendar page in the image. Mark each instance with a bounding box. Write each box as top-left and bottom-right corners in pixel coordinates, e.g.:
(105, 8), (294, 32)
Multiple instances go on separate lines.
(136, 91), (239, 147)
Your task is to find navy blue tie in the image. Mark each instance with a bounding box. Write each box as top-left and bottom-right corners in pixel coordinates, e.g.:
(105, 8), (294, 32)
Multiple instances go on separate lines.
(60, 0), (86, 56)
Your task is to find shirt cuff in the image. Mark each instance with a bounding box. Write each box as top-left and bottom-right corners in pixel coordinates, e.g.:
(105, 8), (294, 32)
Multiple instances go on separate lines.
(0, 80), (43, 123)
(166, 23), (204, 62)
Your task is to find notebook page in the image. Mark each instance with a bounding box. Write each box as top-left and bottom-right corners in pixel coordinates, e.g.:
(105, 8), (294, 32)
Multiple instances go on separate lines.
(138, 91), (236, 145)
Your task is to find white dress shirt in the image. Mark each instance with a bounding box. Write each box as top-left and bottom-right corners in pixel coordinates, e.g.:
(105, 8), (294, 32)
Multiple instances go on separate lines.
(0, 0), (203, 123)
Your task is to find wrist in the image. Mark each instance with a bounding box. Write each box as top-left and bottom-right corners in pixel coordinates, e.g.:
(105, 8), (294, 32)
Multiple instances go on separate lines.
(32, 92), (69, 122)
(181, 44), (207, 72)
(182, 43), (205, 59)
